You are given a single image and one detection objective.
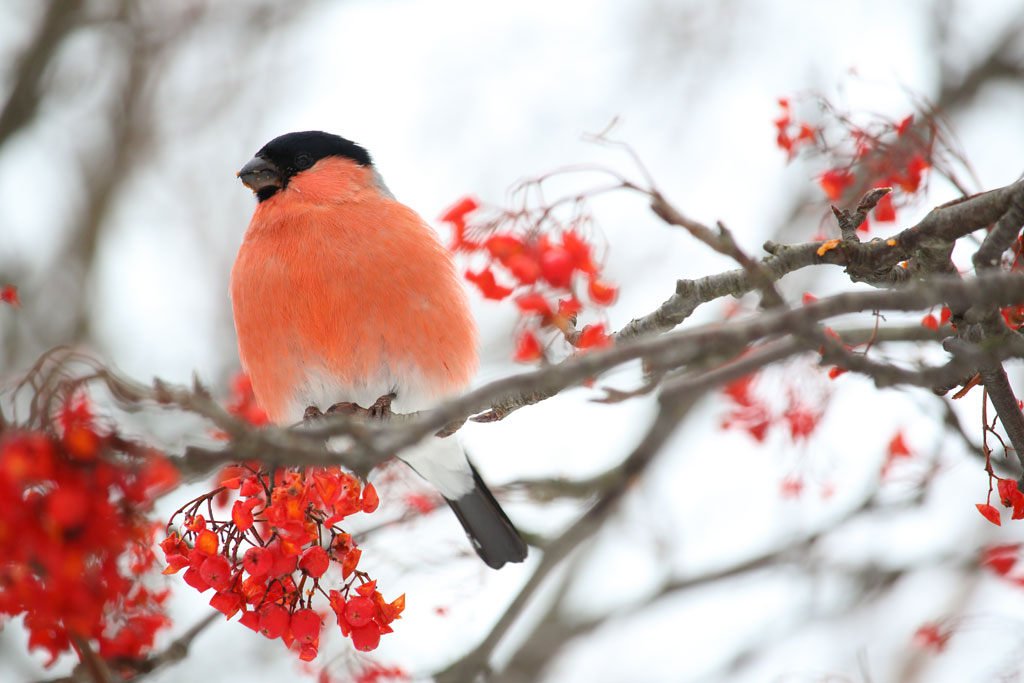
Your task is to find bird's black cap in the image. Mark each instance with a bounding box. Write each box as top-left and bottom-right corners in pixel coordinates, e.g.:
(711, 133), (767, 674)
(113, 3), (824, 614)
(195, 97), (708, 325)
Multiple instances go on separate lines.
(239, 131), (372, 202)
(256, 131), (372, 173)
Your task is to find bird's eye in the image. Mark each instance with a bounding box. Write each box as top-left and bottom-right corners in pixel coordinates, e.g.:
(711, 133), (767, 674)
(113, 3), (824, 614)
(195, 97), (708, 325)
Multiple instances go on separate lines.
(295, 153), (313, 170)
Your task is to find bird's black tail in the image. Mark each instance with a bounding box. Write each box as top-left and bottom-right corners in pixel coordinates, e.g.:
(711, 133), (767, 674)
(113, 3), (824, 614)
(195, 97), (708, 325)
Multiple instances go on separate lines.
(445, 463), (527, 569)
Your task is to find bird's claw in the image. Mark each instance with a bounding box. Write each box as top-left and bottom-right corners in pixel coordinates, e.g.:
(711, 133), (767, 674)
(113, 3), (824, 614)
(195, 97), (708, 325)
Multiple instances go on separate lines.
(320, 393), (394, 420)
(368, 392), (396, 419)
(325, 401), (360, 415)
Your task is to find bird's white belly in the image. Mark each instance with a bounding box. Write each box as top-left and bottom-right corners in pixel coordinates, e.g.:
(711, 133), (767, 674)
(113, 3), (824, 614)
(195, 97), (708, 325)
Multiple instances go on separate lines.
(284, 364), (473, 499)
(281, 363), (439, 425)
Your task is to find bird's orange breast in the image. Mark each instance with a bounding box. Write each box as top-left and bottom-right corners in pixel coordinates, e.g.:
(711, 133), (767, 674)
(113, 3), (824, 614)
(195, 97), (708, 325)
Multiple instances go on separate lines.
(230, 158), (477, 423)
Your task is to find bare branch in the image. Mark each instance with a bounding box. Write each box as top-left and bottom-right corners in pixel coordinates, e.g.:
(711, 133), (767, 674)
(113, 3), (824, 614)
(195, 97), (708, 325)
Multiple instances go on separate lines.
(618, 177), (1024, 342)
(34, 270), (1019, 489)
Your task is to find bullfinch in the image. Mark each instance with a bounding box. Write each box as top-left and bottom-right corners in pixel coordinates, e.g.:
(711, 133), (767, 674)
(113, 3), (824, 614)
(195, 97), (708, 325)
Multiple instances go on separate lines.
(231, 131), (527, 569)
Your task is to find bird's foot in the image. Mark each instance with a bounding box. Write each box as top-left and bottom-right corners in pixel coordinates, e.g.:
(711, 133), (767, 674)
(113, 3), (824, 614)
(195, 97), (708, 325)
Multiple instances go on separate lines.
(325, 401), (360, 415)
(321, 393), (395, 420)
(367, 392), (396, 420)
(303, 405), (323, 422)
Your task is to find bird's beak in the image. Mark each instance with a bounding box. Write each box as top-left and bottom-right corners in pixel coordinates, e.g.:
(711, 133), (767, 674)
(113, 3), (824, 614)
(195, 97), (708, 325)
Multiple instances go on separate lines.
(237, 156), (283, 195)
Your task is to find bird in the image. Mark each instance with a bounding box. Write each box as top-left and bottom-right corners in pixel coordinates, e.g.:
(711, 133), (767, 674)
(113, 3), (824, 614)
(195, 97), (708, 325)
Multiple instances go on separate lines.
(231, 131), (527, 569)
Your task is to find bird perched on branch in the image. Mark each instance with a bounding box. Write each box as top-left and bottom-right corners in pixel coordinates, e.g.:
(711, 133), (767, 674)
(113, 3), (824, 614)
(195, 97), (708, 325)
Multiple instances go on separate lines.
(231, 131), (527, 569)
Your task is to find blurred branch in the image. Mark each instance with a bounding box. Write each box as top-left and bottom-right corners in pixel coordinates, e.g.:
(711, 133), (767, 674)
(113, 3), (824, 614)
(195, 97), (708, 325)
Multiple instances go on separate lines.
(436, 388), (696, 683)
(38, 613), (220, 683)
(935, 13), (1024, 115)
(491, 485), (904, 683)
(113, 612), (220, 681)
(1, 0), (315, 369)
(0, 0), (82, 148)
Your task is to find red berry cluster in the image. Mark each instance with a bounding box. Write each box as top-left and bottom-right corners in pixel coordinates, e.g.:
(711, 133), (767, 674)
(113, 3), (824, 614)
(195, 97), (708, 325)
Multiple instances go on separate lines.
(773, 97), (817, 160)
(0, 284), (18, 307)
(774, 97), (934, 232)
(720, 373), (825, 446)
(976, 478), (1024, 527)
(317, 661), (409, 683)
(981, 543), (1024, 581)
(162, 466), (403, 661)
(0, 395), (177, 666)
(441, 197), (618, 363)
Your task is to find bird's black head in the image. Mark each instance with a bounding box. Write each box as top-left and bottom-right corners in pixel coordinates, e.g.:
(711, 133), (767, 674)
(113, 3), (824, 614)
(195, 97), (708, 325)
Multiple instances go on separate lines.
(237, 131), (373, 202)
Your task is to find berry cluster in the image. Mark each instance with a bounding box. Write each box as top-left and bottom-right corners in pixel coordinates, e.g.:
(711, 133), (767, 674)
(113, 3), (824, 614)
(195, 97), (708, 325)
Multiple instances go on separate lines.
(976, 478), (1024, 527)
(816, 113), (929, 228)
(0, 395), (177, 666)
(774, 97), (935, 231)
(720, 373), (825, 445)
(441, 197), (618, 362)
(981, 543), (1024, 580)
(773, 97), (817, 160)
(318, 661), (409, 683)
(162, 466), (403, 661)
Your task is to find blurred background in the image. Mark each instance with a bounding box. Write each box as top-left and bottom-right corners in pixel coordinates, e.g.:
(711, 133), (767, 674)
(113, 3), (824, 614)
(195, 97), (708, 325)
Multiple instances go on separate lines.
(2, 0), (1024, 681)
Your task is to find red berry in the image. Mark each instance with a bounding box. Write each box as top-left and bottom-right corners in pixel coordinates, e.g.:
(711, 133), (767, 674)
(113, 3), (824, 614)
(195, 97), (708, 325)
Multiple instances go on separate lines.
(515, 292), (552, 317)
(0, 284), (20, 307)
(242, 546), (273, 577)
(344, 596), (375, 627)
(239, 610), (260, 632)
(289, 608), (322, 644)
(351, 621), (381, 651)
(44, 486), (89, 529)
(271, 549), (298, 577)
(298, 545), (330, 579)
(557, 296), (582, 318)
(182, 567), (210, 593)
(513, 329), (542, 363)
(231, 499), (254, 531)
(195, 529), (218, 555)
(506, 253), (541, 285)
(540, 248), (574, 288)
(440, 196), (479, 226)
(360, 482), (379, 513)
(587, 277), (618, 306)
(341, 548), (361, 578)
(561, 230), (597, 273)
(199, 554), (233, 591)
(576, 323), (612, 350)
(484, 234), (523, 261)
(258, 603), (289, 639)
(209, 590), (242, 618)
